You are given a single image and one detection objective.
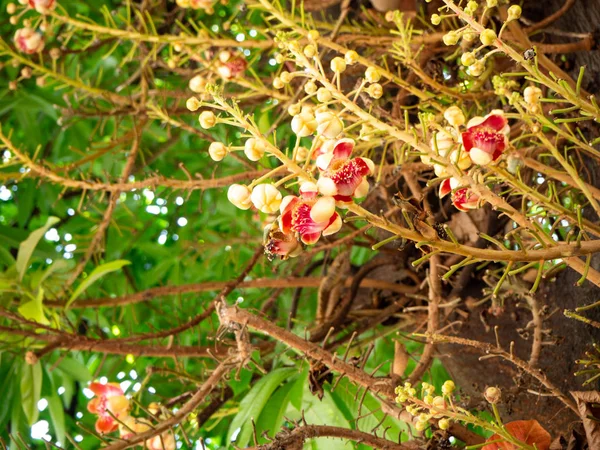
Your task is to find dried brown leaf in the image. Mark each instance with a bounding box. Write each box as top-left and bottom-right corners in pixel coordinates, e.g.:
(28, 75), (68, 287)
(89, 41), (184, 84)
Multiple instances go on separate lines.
(571, 391), (600, 449)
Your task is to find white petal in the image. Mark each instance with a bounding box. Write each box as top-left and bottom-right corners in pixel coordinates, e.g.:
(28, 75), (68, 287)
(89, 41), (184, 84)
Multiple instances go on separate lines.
(353, 178), (369, 198)
(323, 214), (342, 236)
(469, 147), (493, 166)
(316, 152), (335, 171)
(310, 196), (335, 223)
(317, 177), (338, 196)
(280, 195), (296, 214)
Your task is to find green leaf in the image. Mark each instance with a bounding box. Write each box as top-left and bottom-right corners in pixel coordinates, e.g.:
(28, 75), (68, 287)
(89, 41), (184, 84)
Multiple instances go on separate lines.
(256, 379), (295, 441)
(227, 367), (296, 447)
(17, 287), (49, 325)
(48, 392), (66, 446)
(55, 356), (91, 382)
(31, 259), (69, 290)
(16, 216), (60, 281)
(20, 361), (42, 425)
(66, 259), (131, 309)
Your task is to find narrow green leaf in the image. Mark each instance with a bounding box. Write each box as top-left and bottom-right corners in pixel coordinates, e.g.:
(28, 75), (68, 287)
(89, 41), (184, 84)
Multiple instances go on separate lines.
(256, 380), (295, 440)
(66, 259), (131, 309)
(16, 216), (60, 281)
(227, 367), (296, 447)
(48, 392), (66, 446)
(21, 361), (42, 425)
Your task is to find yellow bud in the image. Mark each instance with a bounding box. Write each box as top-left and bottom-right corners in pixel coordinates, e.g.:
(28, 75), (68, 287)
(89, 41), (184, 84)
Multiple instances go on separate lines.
(303, 45), (316, 58)
(431, 14), (441, 25)
(280, 71), (292, 84)
(304, 81), (317, 95)
(365, 67), (381, 83)
(438, 418), (450, 430)
(507, 5), (522, 20)
(366, 83), (383, 99)
(480, 28), (497, 46)
(186, 97), (201, 111)
(442, 31), (459, 46)
(198, 111), (217, 129)
(316, 88), (332, 103)
(273, 77), (284, 89)
(330, 57), (347, 73)
(308, 30), (320, 41)
(461, 52), (476, 67)
(345, 50), (359, 65)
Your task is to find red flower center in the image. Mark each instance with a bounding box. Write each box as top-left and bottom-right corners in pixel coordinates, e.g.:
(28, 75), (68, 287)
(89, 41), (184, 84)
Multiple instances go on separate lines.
(471, 129), (504, 149)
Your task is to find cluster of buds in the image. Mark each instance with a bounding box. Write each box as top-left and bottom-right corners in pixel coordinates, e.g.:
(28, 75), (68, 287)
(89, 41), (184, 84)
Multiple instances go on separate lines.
(431, 1), (522, 78)
(13, 27), (45, 54)
(421, 107), (511, 211)
(395, 380), (455, 432)
(175, 0), (216, 13)
(87, 382), (175, 449)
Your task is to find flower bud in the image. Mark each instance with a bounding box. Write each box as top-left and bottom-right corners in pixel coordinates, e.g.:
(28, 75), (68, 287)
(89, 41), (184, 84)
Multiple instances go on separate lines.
(316, 111), (344, 139)
(295, 146), (309, 162)
(431, 14), (441, 25)
(288, 103), (301, 116)
(330, 57), (346, 73)
(7, 3), (16, 14)
(304, 81), (317, 95)
(273, 77), (284, 89)
(291, 111), (317, 137)
(466, 0), (478, 13)
(303, 45), (316, 58)
(507, 5), (522, 20)
(486, 0), (498, 6)
(468, 60), (485, 77)
(275, 54), (285, 64)
(442, 31), (459, 46)
(244, 138), (266, 161)
(367, 83), (383, 99)
(186, 97), (200, 111)
(21, 67), (32, 79)
(484, 386), (501, 404)
(438, 418), (450, 430)
(524, 85), (542, 105)
(462, 31), (477, 42)
(29, 0), (56, 14)
(441, 380), (455, 395)
(14, 28), (44, 54)
(308, 30), (320, 41)
(49, 48), (60, 60)
(189, 75), (206, 93)
(316, 88), (332, 103)
(461, 52), (476, 67)
(208, 142), (228, 161)
(280, 71), (292, 84)
(480, 29), (497, 46)
(251, 184), (282, 214)
(444, 106), (465, 127)
(345, 50), (359, 65)
(198, 111), (217, 129)
(227, 184), (252, 210)
(365, 67), (381, 83)
(415, 421), (428, 431)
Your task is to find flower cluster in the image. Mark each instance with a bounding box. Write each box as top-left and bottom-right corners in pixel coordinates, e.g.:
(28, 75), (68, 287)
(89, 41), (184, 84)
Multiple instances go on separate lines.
(421, 107), (511, 211)
(175, 0), (217, 13)
(394, 380), (455, 431)
(86, 381), (175, 449)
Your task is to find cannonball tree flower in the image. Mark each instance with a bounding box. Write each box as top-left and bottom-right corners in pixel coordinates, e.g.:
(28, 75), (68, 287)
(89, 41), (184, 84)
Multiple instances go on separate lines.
(439, 178), (482, 212)
(263, 222), (303, 260)
(87, 382), (130, 434)
(279, 182), (342, 245)
(227, 184), (252, 210)
(316, 138), (375, 203)
(119, 417), (176, 450)
(251, 184), (282, 214)
(462, 110), (510, 166)
(28, 0), (55, 13)
(244, 138), (265, 161)
(14, 28), (44, 54)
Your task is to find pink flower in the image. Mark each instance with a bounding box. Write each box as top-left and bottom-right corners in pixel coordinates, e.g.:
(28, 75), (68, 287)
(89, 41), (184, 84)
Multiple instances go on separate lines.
(316, 138), (374, 203)
(87, 382), (130, 434)
(439, 178), (482, 211)
(279, 182), (342, 245)
(14, 28), (44, 54)
(461, 111), (510, 166)
(28, 0), (56, 13)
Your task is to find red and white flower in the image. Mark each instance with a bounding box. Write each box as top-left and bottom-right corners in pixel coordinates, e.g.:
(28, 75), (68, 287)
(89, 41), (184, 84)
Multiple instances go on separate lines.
(461, 110), (510, 166)
(14, 28), (44, 54)
(316, 138), (374, 203)
(279, 182), (342, 245)
(28, 0), (56, 13)
(87, 382), (130, 434)
(439, 178), (482, 212)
